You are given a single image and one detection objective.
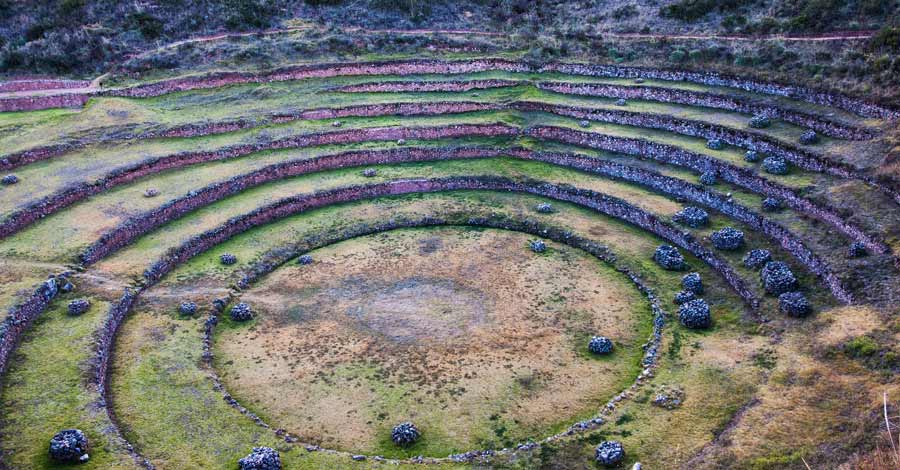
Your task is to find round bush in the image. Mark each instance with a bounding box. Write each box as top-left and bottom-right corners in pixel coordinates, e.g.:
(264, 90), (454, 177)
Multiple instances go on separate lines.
(391, 422), (420, 446)
(761, 197), (783, 212)
(361, 168), (378, 177)
(588, 336), (614, 354)
(848, 242), (867, 258)
(710, 227), (745, 251)
(595, 440), (625, 466)
(230, 302), (253, 322)
(67, 299), (91, 316)
(762, 157), (789, 175)
(674, 290), (696, 305)
(799, 130), (819, 145)
(654, 245), (686, 271)
(743, 249), (772, 270)
(682, 272), (703, 294)
(760, 261), (798, 295)
(530, 239), (546, 253)
(744, 150), (761, 162)
(672, 206), (709, 228)
(615, 98), (627, 106)
(749, 114), (772, 129)
(179, 301), (197, 315)
(238, 447), (281, 470)
(49, 429), (89, 463)
(699, 171), (717, 185)
(579, 120), (591, 128)
(297, 254), (314, 265)
(679, 299), (712, 329)
(534, 202), (554, 213)
(706, 138), (725, 150)
(778, 291), (811, 317)
(1, 174), (19, 185)
(220, 253), (237, 265)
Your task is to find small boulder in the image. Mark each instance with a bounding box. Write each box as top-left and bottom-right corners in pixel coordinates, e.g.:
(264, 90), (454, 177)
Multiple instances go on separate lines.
(710, 227), (745, 251)
(672, 206), (709, 228)
(744, 150), (761, 162)
(699, 171), (717, 186)
(681, 272), (703, 294)
(743, 249), (772, 270)
(238, 447), (281, 470)
(297, 254), (313, 265)
(1, 174), (19, 185)
(579, 120), (591, 128)
(762, 197), (783, 212)
(678, 299), (711, 329)
(588, 336), (614, 354)
(529, 239), (546, 253)
(143, 188), (160, 198)
(653, 245), (686, 271)
(778, 291), (811, 317)
(361, 168), (378, 177)
(760, 261), (798, 295)
(848, 242), (867, 258)
(615, 98), (627, 106)
(220, 253), (237, 265)
(67, 299), (91, 316)
(331, 120), (342, 128)
(706, 138), (724, 150)
(595, 440), (625, 467)
(230, 302), (253, 322)
(762, 157), (789, 175)
(179, 301), (197, 315)
(799, 130), (819, 145)
(749, 114), (772, 129)
(49, 429), (89, 463)
(674, 290), (696, 305)
(391, 422), (420, 446)
(396, 138), (406, 145)
(534, 202), (554, 213)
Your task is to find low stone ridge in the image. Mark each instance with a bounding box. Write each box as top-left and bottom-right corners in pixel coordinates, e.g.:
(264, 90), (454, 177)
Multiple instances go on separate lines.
(534, 202), (554, 213)
(654, 245), (687, 271)
(679, 298), (712, 329)
(297, 254), (313, 265)
(220, 253), (237, 265)
(763, 157), (789, 175)
(779, 291), (812, 317)
(743, 249), (772, 270)
(710, 227), (745, 251)
(1, 174), (18, 185)
(179, 301), (197, 315)
(530, 239), (547, 253)
(799, 130), (819, 145)
(699, 171), (717, 185)
(588, 336), (614, 354)
(49, 429), (89, 463)
(682, 272), (703, 294)
(674, 290), (696, 304)
(744, 150), (761, 162)
(848, 242), (868, 258)
(238, 447), (281, 470)
(595, 440), (625, 466)
(67, 299), (91, 316)
(706, 138), (724, 150)
(229, 302), (253, 322)
(761, 261), (799, 295)
(673, 206), (709, 228)
(391, 422), (421, 446)
(762, 197), (783, 212)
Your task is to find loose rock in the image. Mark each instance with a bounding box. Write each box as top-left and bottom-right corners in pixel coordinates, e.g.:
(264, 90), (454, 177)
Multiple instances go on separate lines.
(579, 120), (591, 128)
(744, 150), (761, 162)
(179, 301), (197, 315)
(362, 168), (378, 177)
(67, 299), (91, 316)
(391, 422), (421, 446)
(220, 253), (237, 265)
(230, 302), (253, 322)
(1, 174), (19, 185)
(49, 429), (89, 463)
(743, 249), (772, 270)
(652, 386), (685, 409)
(529, 239), (546, 253)
(297, 254), (313, 265)
(595, 440), (625, 466)
(238, 447), (281, 470)
(615, 99), (627, 106)
(674, 290), (696, 304)
(143, 188), (160, 198)
(799, 129), (819, 145)
(706, 138), (724, 150)
(534, 202), (554, 213)
(762, 197), (783, 212)
(588, 336), (614, 354)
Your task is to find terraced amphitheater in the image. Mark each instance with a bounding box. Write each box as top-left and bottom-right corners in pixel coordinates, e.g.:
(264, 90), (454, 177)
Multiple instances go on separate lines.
(1, 6), (900, 469)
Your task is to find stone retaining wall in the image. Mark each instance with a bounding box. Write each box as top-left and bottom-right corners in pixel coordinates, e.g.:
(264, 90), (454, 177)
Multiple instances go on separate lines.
(334, 79), (521, 93)
(0, 275), (69, 380)
(529, 125), (890, 256)
(0, 79), (90, 93)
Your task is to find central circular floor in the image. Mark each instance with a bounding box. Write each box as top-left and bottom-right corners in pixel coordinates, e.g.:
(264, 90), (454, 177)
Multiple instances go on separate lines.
(215, 227), (648, 457)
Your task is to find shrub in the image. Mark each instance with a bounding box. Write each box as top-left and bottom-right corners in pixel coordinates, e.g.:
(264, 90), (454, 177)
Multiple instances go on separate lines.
(588, 336), (614, 354)
(760, 261), (798, 295)
(682, 272), (703, 294)
(710, 227), (745, 250)
(678, 298), (712, 329)
(654, 245), (686, 270)
(391, 422), (420, 446)
(762, 157), (789, 175)
(845, 336), (879, 357)
(595, 440), (625, 466)
(673, 206), (709, 228)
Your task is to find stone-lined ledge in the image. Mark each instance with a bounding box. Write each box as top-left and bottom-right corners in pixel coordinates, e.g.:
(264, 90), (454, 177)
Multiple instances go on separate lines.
(333, 79), (521, 93)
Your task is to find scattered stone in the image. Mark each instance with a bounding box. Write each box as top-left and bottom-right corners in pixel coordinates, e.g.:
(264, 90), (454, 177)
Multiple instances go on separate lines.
(651, 386), (685, 409)
(678, 299), (711, 329)
(49, 429), (89, 463)
(143, 188), (160, 198)
(361, 168), (378, 177)
(749, 114), (772, 129)
(763, 156), (789, 175)
(396, 138), (406, 145)
(391, 422), (420, 446)
(672, 206), (709, 228)
(238, 447), (281, 470)
(682, 272), (703, 294)
(352, 455), (366, 461)
(67, 299), (90, 316)
(212, 297), (228, 312)
(60, 280), (75, 293)
(744, 150), (761, 162)
(179, 301), (197, 315)
(534, 202), (554, 213)
(529, 239), (546, 253)
(706, 138), (725, 150)
(1, 174), (19, 185)
(699, 171), (717, 185)
(588, 336), (614, 354)
(710, 226), (745, 251)
(674, 290), (695, 305)
(760, 261), (798, 295)
(634, 78), (645, 84)
(595, 441), (625, 467)
(848, 242), (867, 258)
(633, 464), (643, 470)
(220, 253), (237, 265)
(331, 120), (342, 127)
(743, 249), (772, 270)
(761, 197), (783, 212)
(579, 120), (591, 128)
(230, 302), (253, 322)
(653, 245), (686, 270)
(297, 254), (313, 265)
(799, 129), (819, 145)
(779, 291), (812, 317)
(615, 98), (627, 106)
